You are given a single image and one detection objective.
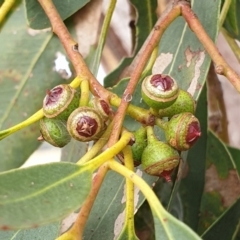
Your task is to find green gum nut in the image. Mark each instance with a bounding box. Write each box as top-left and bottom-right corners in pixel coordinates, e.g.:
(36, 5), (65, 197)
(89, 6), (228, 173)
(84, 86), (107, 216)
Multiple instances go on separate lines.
(158, 89), (196, 118)
(165, 112), (201, 151)
(43, 84), (80, 120)
(131, 126), (147, 166)
(141, 74), (179, 109)
(39, 117), (71, 148)
(141, 129), (180, 181)
(67, 107), (104, 142)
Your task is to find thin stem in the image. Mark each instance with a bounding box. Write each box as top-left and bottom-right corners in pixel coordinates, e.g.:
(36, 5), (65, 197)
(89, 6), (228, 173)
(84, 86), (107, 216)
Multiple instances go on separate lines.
(0, 109), (44, 140)
(57, 164), (109, 240)
(0, 0), (15, 25)
(38, 0), (110, 99)
(89, 0), (117, 75)
(117, 146), (137, 239)
(219, 0), (232, 28)
(108, 160), (200, 240)
(110, 95), (155, 126)
(69, 76), (82, 89)
(107, 161), (169, 236)
(180, 3), (240, 93)
(78, 121), (113, 164)
(155, 118), (167, 130)
(79, 131), (133, 170)
(79, 79), (90, 107)
(141, 46), (159, 77)
(108, 2), (181, 146)
(221, 28), (240, 64)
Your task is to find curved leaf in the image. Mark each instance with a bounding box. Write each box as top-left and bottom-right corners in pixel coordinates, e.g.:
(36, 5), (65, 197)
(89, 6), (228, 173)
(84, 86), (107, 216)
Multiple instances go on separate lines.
(0, 3), (71, 171)
(0, 223), (60, 240)
(227, 145), (240, 176)
(201, 197), (240, 240)
(24, 0), (90, 29)
(0, 162), (92, 229)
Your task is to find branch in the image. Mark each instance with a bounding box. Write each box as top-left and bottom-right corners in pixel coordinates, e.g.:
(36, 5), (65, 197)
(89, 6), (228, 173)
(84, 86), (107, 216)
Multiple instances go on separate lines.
(180, 3), (240, 93)
(38, 0), (110, 99)
(107, 1), (182, 146)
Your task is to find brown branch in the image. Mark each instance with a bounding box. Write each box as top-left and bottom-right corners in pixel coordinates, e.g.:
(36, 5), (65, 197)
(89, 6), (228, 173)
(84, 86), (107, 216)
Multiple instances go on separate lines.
(107, 1), (182, 146)
(38, 0), (110, 99)
(62, 164), (108, 240)
(180, 3), (240, 93)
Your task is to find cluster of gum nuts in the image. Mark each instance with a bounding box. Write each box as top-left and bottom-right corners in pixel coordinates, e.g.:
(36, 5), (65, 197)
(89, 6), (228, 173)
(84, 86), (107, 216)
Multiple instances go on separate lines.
(38, 74), (201, 181)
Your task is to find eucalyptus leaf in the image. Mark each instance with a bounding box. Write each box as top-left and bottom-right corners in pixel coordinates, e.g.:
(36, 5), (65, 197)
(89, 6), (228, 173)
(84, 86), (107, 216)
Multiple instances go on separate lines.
(0, 3), (72, 171)
(61, 139), (87, 163)
(0, 223), (60, 240)
(24, 0), (90, 29)
(0, 162), (92, 229)
(201, 197), (240, 240)
(227, 145), (240, 176)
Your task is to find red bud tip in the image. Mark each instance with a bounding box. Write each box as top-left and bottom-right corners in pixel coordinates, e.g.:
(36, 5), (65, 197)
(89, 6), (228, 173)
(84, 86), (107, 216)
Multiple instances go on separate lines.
(45, 86), (63, 105)
(160, 170), (173, 182)
(150, 74), (174, 91)
(76, 116), (98, 137)
(100, 100), (110, 115)
(186, 121), (201, 145)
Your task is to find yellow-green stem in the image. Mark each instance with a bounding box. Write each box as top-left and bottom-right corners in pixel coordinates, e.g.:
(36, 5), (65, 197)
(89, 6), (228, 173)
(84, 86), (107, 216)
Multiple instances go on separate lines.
(108, 160), (201, 239)
(0, 0), (15, 24)
(107, 160), (170, 238)
(0, 109), (44, 140)
(90, 0), (117, 75)
(155, 118), (167, 130)
(69, 76), (82, 89)
(79, 131), (133, 170)
(79, 79), (90, 106)
(219, 0), (232, 28)
(117, 146), (137, 238)
(141, 46), (159, 77)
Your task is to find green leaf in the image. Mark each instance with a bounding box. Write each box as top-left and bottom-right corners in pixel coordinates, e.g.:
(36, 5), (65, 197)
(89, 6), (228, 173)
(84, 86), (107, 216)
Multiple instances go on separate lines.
(178, 84), (208, 231)
(152, 212), (202, 240)
(223, 0), (240, 40)
(24, 0), (90, 29)
(0, 162), (92, 229)
(104, 0), (157, 87)
(201, 197), (240, 240)
(0, 222), (60, 240)
(0, 3), (70, 171)
(61, 139), (87, 163)
(228, 145), (240, 176)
